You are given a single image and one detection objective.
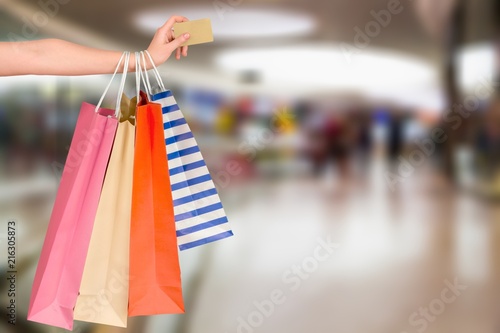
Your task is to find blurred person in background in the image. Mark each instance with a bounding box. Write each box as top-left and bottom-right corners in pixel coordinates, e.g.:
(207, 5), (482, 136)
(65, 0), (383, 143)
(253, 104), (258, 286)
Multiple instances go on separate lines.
(474, 99), (500, 180)
(0, 16), (190, 76)
(355, 110), (373, 173)
(387, 111), (404, 164)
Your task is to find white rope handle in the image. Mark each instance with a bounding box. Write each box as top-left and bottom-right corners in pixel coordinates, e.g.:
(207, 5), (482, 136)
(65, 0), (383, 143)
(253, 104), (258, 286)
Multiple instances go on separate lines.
(144, 50), (166, 91)
(137, 52), (152, 99)
(114, 51), (130, 118)
(139, 51), (153, 96)
(135, 51), (141, 104)
(95, 52), (127, 113)
(140, 51), (166, 95)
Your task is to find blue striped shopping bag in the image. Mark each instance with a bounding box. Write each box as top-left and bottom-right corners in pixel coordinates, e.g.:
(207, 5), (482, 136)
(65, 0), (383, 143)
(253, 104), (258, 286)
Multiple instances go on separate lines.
(150, 90), (233, 250)
(139, 51), (233, 250)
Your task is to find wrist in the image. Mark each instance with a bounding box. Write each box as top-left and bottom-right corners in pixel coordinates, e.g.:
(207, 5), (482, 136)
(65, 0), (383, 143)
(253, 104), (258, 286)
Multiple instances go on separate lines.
(127, 52), (136, 72)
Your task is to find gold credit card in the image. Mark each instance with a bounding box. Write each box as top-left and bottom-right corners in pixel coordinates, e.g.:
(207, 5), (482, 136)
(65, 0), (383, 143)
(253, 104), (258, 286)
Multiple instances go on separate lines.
(173, 18), (214, 46)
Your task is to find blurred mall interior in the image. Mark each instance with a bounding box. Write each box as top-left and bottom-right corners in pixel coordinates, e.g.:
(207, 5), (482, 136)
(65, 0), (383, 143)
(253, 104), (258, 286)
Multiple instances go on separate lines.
(1, 0), (500, 332)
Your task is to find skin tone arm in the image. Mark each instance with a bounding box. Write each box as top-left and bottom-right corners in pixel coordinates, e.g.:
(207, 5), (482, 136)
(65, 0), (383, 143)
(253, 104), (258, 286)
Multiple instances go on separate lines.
(0, 15), (190, 76)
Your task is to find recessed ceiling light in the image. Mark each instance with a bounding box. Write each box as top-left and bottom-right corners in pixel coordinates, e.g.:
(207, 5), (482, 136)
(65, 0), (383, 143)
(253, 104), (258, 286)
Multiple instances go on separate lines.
(134, 6), (316, 40)
(216, 44), (439, 104)
(215, 44), (442, 109)
(457, 43), (495, 94)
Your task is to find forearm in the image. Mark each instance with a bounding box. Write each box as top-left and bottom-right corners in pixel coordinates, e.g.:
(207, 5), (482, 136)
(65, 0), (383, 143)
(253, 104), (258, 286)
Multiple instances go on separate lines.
(0, 16), (190, 77)
(1, 39), (136, 76)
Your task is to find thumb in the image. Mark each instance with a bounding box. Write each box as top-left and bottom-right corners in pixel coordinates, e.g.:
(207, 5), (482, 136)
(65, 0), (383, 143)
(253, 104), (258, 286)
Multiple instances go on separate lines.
(169, 33), (190, 50)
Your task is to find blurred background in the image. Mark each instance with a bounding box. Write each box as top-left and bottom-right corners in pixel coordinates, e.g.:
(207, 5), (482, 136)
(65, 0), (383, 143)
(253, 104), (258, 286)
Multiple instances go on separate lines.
(1, 0), (500, 332)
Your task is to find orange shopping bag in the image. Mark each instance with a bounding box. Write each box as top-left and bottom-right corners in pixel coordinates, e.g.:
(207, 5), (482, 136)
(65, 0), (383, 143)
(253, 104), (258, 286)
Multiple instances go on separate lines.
(128, 88), (184, 316)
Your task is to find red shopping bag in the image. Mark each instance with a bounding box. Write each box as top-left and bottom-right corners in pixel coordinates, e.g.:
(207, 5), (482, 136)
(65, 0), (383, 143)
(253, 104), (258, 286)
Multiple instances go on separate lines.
(128, 90), (184, 316)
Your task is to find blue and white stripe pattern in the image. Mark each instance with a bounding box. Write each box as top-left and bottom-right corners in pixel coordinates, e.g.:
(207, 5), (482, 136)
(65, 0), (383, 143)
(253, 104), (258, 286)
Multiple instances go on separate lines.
(151, 90), (233, 250)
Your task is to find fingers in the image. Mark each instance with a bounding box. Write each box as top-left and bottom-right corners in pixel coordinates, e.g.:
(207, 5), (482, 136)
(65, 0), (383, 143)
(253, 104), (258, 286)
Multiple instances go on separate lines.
(152, 16), (190, 61)
(182, 45), (188, 57)
(168, 33), (190, 52)
(174, 45), (188, 60)
(158, 15), (189, 34)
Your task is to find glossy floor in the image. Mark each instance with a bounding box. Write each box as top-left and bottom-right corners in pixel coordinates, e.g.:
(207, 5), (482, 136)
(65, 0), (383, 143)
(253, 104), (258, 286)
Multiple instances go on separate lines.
(151, 163), (500, 333)
(5, 162), (500, 333)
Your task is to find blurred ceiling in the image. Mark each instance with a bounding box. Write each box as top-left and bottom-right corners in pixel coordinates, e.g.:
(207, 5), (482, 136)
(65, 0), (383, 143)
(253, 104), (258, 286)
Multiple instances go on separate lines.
(0, 0), (497, 106)
(0, 0), (496, 65)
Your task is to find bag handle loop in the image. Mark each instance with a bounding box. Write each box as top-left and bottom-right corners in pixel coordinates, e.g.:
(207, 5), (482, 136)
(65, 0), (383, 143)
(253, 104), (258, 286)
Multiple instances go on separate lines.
(135, 51), (142, 104)
(139, 50), (166, 96)
(144, 50), (166, 91)
(95, 51), (131, 118)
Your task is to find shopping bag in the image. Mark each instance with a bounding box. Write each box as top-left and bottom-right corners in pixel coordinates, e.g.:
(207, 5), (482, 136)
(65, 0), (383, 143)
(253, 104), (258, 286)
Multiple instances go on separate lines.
(74, 56), (139, 326)
(73, 93), (136, 327)
(141, 51), (233, 251)
(28, 52), (130, 330)
(128, 61), (184, 316)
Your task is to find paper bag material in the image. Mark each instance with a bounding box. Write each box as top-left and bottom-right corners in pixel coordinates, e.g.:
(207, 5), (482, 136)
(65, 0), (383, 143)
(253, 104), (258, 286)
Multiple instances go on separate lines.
(128, 91), (184, 316)
(28, 103), (118, 330)
(150, 90), (233, 250)
(74, 95), (136, 327)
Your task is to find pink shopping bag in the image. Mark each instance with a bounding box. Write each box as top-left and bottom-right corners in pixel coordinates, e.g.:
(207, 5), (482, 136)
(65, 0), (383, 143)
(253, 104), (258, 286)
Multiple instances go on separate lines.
(28, 52), (131, 330)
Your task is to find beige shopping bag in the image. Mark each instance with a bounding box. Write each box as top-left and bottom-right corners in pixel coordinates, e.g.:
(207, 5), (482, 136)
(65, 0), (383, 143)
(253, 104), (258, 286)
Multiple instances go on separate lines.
(73, 94), (136, 327)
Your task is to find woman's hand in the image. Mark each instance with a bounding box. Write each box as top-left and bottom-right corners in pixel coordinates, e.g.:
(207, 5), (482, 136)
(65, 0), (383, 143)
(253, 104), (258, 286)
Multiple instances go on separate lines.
(146, 15), (191, 66)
